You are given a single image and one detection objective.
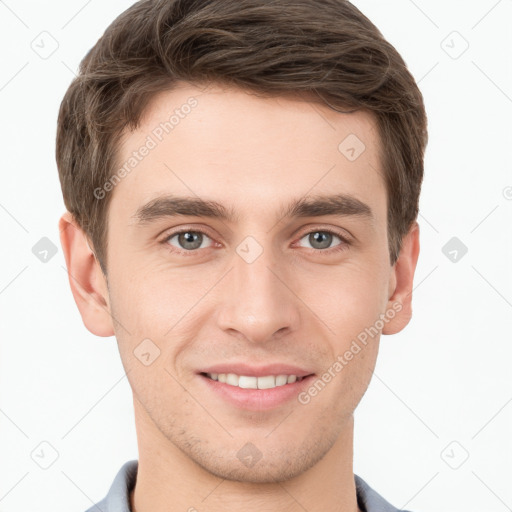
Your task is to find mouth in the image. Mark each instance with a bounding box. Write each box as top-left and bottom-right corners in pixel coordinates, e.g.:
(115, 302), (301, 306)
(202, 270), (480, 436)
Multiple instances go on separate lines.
(197, 370), (317, 411)
(200, 372), (314, 389)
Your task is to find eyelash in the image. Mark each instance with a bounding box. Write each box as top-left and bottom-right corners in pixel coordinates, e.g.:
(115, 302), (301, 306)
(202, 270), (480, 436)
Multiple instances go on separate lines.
(160, 227), (351, 257)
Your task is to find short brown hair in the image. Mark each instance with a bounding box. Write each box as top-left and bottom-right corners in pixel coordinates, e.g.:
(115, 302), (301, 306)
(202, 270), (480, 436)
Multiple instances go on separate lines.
(56, 0), (428, 273)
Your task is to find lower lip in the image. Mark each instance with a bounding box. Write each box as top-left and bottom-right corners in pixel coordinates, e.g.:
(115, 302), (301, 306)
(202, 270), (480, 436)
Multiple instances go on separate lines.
(198, 373), (316, 411)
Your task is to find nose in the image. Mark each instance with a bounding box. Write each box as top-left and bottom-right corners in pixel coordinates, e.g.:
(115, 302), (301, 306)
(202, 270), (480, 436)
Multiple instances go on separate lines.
(215, 241), (301, 345)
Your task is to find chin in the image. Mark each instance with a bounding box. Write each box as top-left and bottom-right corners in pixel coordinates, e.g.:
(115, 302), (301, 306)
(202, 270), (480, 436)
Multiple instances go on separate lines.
(185, 434), (337, 484)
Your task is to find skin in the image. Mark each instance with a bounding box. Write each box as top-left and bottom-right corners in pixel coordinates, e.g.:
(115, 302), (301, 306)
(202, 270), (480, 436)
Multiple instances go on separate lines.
(60, 81), (420, 512)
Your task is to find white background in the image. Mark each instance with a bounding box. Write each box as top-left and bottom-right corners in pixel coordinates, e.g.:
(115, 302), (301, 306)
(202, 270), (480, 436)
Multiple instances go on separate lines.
(0, 1), (511, 511)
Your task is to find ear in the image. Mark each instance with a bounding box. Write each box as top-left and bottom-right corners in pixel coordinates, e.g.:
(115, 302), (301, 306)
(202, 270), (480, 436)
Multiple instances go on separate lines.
(382, 221), (420, 335)
(59, 211), (114, 337)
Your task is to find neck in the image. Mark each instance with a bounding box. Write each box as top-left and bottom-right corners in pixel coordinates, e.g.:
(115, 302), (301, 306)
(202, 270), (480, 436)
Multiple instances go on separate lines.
(130, 398), (361, 512)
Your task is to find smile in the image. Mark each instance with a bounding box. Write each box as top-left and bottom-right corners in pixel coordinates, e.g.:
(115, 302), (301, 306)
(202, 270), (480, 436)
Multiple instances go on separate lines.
(202, 372), (310, 389)
(199, 371), (316, 411)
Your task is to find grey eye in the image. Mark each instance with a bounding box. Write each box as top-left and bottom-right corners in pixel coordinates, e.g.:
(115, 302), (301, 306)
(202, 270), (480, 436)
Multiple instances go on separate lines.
(167, 231), (212, 251)
(299, 231), (342, 250)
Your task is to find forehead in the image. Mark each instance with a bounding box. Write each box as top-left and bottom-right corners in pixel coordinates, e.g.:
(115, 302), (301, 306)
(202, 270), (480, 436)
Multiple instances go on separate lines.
(111, 81), (386, 224)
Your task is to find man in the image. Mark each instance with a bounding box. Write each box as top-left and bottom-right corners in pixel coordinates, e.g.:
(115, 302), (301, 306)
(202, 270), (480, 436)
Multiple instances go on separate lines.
(56, 0), (427, 510)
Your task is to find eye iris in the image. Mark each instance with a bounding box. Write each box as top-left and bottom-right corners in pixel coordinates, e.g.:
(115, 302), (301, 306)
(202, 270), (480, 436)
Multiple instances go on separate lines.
(179, 231), (202, 250)
(310, 231), (333, 250)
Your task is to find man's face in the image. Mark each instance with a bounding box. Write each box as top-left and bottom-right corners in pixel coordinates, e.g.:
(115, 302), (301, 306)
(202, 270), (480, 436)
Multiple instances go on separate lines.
(104, 82), (397, 482)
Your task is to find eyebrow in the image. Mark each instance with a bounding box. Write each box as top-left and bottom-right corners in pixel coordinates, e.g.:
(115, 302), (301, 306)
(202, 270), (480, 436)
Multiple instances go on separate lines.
(133, 193), (374, 226)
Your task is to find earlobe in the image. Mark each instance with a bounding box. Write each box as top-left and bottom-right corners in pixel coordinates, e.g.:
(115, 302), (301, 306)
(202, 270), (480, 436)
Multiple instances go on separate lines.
(382, 221), (420, 335)
(59, 212), (115, 337)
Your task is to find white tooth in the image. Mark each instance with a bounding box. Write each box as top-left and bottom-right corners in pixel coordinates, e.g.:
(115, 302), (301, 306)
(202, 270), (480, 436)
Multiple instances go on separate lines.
(275, 375), (288, 386)
(257, 375), (276, 389)
(216, 373), (300, 388)
(226, 373), (239, 386)
(238, 376), (258, 389)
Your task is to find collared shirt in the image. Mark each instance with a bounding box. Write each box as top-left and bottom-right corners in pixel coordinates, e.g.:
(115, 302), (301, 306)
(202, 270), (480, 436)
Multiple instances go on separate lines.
(85, 460), (413, 512)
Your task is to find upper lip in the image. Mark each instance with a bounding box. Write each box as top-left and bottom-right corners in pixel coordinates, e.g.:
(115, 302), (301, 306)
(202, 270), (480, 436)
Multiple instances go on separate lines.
(198, 363), (315, 378)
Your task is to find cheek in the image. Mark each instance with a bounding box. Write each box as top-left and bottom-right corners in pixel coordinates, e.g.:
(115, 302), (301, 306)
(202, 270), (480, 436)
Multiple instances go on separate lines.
(108, 263), (184, 327)
(303, 264), (388, 332)
(107, 267), (210, 377)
